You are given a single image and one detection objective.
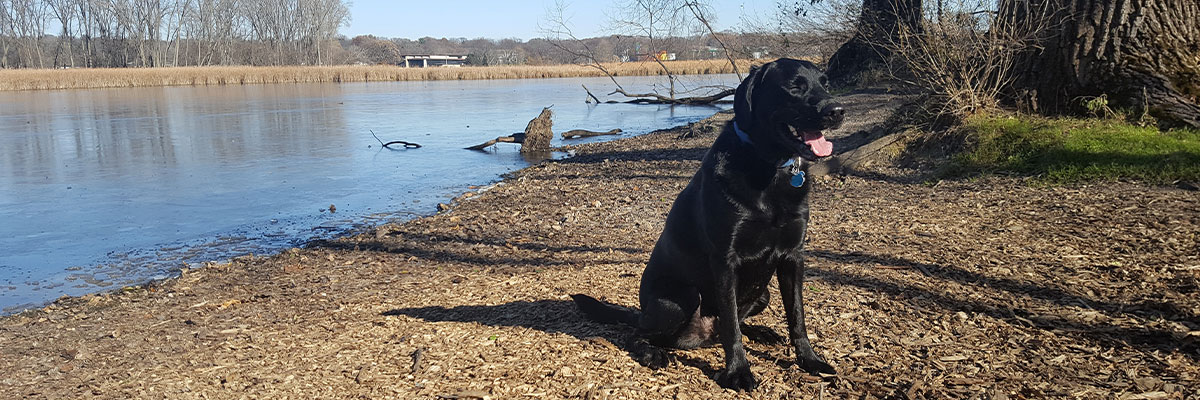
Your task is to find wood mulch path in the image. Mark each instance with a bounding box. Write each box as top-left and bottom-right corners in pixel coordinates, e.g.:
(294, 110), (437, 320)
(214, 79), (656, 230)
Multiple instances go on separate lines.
(2, 103), (1196, 399)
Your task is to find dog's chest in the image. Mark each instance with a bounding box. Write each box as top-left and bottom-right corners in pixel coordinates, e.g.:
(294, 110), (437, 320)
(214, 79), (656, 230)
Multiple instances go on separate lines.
(732, 206), (808, 263)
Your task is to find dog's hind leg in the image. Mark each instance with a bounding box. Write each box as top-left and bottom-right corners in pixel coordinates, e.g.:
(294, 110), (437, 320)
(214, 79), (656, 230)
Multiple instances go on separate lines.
(629, 280), (703, 369)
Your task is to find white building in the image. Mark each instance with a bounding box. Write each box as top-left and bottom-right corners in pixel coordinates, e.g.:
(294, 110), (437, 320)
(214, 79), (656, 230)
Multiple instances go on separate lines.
(401, 55), (468, 68)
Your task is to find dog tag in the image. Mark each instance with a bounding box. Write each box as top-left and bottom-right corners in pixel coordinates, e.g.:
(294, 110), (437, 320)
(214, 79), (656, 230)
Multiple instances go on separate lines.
(790, 171), (806, 187)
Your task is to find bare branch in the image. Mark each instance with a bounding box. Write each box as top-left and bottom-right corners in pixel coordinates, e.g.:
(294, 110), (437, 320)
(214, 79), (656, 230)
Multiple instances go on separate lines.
(682, 1), (741, 81)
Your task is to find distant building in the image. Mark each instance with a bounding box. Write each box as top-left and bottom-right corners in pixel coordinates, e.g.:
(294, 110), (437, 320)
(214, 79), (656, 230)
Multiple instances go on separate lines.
(401, 55), (468, 68)
(623, 51), (678, 62)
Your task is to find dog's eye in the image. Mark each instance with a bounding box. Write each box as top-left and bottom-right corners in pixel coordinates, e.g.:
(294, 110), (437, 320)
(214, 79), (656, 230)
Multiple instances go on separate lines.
(819, 75), (828, 86)
(793, 76), (808, 92)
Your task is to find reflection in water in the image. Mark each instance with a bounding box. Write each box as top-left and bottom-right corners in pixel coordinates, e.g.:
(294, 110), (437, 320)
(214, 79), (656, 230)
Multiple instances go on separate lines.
(4, 85), (351, 184)
(0, 75), (736, 312)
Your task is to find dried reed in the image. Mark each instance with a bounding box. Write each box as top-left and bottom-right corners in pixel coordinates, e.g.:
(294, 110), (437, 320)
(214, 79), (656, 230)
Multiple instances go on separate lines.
(0, 60), (751, 91)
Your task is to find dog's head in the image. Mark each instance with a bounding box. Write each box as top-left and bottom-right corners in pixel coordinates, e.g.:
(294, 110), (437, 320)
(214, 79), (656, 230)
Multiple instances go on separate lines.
(733, 58), (845, 162)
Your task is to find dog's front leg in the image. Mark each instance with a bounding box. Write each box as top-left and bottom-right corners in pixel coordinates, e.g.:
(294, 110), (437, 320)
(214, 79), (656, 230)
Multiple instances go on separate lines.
(713, 265), (758, 391)
(777, 258), (836, 375)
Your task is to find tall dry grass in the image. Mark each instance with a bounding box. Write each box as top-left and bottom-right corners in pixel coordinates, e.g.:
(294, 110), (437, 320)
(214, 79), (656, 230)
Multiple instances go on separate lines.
(0, 60), (751, 91)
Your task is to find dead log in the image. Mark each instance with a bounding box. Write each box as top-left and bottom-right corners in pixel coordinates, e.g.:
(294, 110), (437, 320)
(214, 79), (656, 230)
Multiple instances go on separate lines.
(520, 107), (554, 152)
(607, 88), (735, 105)
(561, 128), (623, 139)
(465, 107), (554, 152)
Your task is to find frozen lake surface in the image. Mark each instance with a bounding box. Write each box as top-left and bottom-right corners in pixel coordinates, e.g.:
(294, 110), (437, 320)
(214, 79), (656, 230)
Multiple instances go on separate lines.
(0, 74), (736, 312)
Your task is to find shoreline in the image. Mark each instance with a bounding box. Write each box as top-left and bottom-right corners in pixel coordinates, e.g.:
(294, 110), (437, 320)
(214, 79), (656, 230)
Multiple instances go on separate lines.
(0, 60), (748, 91)
(1, 100), (1196, 398)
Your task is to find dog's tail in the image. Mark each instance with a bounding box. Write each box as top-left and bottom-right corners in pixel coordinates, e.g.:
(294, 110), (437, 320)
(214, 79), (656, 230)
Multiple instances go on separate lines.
(570, 294), (640, 327)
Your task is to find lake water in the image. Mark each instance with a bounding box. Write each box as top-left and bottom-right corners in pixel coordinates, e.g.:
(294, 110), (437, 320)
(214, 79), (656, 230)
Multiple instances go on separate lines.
(0, 74), (736, 313)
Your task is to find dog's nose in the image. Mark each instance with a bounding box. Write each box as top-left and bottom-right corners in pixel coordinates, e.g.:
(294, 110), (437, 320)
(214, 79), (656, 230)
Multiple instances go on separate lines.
(822, 104), (845, 119)
(820, 103), (846, 128)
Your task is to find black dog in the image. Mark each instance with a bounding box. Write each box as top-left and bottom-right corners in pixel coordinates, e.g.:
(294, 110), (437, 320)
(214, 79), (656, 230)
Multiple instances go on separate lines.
(571, 58), (845, 391)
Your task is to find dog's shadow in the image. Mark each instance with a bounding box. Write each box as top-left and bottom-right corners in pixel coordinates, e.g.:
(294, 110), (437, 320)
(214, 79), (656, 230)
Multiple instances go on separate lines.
(381, 299), (725, 378)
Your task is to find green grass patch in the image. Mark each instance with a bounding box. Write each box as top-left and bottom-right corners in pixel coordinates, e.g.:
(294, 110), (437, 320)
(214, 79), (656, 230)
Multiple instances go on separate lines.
(944, 115), (1200, 184)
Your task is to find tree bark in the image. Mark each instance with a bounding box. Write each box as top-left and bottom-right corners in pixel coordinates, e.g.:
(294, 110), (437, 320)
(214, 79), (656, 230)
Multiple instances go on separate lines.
(520, 107), (554, 153)
(1004, 0), (1200, 128)
(826, 0), (924, 87)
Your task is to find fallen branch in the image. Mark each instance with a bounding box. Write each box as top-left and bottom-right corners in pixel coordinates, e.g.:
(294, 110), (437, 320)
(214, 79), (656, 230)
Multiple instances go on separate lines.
(465, 133), (523, 151)
(382, 140), (422, 148)
(607, 88), (735, 105)
(371, 130), (422, 149)
(562, 128), (622, 139)
(582, 84), (601, 104)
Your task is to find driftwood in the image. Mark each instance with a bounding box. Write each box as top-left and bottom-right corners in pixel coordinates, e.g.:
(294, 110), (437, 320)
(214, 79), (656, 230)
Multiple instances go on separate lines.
(381, 140), (422, 148)
(371, 130), (422, 149)
(465, 133), (523, 151)
(466, 107), (554, 152)
(562, 128), (622, 139)
(606, 88), (735, 105)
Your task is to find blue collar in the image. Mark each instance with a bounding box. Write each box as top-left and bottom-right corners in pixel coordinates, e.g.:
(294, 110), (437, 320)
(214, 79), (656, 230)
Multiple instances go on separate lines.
(733, 121), (753, 144)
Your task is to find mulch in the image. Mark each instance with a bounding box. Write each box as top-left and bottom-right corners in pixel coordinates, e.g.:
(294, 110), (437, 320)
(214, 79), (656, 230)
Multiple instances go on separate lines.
(1, 109), (1197, 399)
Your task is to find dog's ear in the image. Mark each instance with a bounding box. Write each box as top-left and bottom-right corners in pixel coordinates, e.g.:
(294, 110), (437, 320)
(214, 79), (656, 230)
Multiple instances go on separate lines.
(747, 64), (762, 77)
(735, 62), (773, 129)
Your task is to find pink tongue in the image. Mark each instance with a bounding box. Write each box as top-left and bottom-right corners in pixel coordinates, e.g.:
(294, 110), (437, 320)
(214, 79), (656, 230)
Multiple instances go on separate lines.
(802, 131), (833, 157)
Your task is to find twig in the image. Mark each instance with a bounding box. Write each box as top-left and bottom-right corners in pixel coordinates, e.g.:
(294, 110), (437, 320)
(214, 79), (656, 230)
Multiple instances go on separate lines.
(411, 348), (425, 374)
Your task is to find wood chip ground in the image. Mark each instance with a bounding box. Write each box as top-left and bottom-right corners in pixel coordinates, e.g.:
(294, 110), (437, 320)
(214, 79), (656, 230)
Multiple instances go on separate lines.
(2, 101), (1197, 399)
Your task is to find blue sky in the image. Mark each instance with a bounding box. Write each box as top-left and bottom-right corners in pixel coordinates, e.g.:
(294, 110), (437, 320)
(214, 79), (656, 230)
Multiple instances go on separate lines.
(343, 1), (774, 41)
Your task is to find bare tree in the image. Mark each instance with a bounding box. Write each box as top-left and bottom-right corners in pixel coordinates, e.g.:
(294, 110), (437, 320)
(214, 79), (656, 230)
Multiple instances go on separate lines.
(4, 0), (49, 67)
(47, 0), (75, 67)
(609, 0), (690, 96)
(1002, 0), (1199, 128)
(540, 0), (738, 104)
(682, 0), (740, 80)
(540, 0), (627, 89)
(0, 0), (14, 67)
(823, 0), (924, 87)
(879, 0), (1052, 116)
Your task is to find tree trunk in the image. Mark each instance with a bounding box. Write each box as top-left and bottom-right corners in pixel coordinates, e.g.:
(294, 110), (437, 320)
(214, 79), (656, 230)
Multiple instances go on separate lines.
(519, 107), (554, 153)
(826, 0), (924, 87)
(1004, 0), (1200, 128)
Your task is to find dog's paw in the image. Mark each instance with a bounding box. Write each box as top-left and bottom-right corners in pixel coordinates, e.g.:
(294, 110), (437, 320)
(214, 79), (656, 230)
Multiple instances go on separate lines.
(628, 338), (673, 369)
(637, 347), (673, 369)
(715, 366), (759, 392)
(798, 354), (837, 376)
(741, 325), (786, 345)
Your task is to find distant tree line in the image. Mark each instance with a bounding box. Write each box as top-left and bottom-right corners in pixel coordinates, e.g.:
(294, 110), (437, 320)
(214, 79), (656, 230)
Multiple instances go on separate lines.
(341, 32), (827, 67)
(1, 0), (832, 70)
(0, 0), (350, 68)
